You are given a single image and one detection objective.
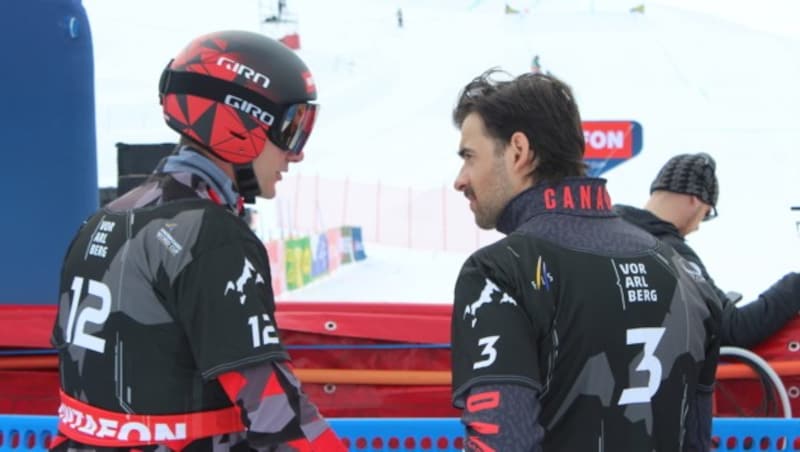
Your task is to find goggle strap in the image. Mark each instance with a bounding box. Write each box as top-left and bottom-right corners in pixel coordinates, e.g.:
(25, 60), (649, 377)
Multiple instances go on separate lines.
(162, 69), (315, 154)
(160, 69), (285, 122)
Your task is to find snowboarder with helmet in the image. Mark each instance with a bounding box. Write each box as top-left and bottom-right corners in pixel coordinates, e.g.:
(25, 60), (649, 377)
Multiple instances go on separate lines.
(50, 30), (345, 451)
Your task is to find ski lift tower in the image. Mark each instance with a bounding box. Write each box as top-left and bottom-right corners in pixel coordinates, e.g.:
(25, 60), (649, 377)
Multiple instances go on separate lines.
(258, 0), (302, 49)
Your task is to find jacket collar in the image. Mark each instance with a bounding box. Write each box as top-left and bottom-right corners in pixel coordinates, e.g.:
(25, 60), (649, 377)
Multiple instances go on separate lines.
(161, 146), (242, 214)
(613, 204), (683, 241)
(496, 176), (616, 234)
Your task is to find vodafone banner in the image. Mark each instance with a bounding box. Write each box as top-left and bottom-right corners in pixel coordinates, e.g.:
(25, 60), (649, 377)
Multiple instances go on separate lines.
(582, 120), (643, 176)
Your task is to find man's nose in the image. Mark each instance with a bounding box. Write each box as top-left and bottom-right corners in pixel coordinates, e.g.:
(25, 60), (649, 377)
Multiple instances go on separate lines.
(287, 151), (304, 163)
(453, 168), (467, 192)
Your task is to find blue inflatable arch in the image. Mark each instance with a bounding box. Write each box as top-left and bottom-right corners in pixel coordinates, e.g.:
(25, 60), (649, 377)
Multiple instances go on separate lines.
(0, 0), (97, 306)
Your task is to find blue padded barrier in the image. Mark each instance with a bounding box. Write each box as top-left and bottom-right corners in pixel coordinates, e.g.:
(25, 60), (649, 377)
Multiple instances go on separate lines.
(711, 418), (800, 451)
(0, 0), (98, 306)
(0, 415), (54, 451)
(1, 415), (799, 451)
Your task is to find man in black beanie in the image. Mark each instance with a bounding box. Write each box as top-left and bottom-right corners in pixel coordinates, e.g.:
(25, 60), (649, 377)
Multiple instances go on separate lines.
(615, 153), (800, 348)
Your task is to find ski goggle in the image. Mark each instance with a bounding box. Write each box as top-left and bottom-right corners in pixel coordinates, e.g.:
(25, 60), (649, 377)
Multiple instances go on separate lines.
(269, 102), (319, 155)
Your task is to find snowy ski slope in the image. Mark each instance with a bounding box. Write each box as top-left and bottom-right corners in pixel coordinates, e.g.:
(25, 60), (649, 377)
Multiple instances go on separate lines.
(82, 0), (800, 303)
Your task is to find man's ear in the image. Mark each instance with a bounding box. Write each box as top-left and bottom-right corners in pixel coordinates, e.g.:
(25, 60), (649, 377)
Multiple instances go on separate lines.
(508, 131), (535, 175)
(688, 195), (708, 220)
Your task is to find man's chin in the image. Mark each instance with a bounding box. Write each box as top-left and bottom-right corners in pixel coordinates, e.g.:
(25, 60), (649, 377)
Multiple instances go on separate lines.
(474, 215), (496, 231)
(257, 188), (276, 200)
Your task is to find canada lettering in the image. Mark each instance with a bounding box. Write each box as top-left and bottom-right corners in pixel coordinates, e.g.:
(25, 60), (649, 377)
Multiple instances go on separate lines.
(543, 184), (612, 211)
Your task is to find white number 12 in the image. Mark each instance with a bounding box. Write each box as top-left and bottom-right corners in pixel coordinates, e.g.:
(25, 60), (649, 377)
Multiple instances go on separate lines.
(66, 276), (111, 353)
(248, 314), (280, 348)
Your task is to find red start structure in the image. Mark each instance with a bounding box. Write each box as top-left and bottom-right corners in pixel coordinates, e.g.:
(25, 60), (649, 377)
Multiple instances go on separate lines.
(0, 302), (798, 418)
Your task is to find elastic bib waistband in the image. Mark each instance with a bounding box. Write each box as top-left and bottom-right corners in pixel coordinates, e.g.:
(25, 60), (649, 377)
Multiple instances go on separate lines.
(57, 390), (243, 449)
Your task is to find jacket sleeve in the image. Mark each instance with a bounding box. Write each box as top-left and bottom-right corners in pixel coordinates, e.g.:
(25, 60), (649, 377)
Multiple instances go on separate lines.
(460, 384), (544, 452)
(720, 273), (800, 348)
(669, 239), (800, 347)
(218, 361), (346, 451)
(685, 262), (721, 452)
(684, 385), (714, 452)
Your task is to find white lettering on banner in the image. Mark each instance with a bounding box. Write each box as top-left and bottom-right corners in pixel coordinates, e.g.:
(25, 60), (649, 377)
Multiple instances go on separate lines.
(224, 94), (275, 126)
(97, 418), (119, 439)
(617, 262), (658, 303)
(61, 403), (82, 429)
(584, 130), (624, 150)
(77, 411), (97, 434)
(58, 403), (187, 442)
(217, 57), (271, 88)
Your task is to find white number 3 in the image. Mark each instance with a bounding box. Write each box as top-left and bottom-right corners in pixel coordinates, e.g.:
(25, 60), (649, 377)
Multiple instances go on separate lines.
(618, 327), (666, 405)
(473, 335), (500, 369)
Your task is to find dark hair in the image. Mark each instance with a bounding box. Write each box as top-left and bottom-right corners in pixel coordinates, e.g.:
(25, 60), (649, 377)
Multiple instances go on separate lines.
(452, 68), (586, 182)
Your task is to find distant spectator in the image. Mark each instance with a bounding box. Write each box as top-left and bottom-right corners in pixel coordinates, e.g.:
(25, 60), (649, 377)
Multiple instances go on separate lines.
(530, 54), (542, 74)
(278, 0), (286, 19)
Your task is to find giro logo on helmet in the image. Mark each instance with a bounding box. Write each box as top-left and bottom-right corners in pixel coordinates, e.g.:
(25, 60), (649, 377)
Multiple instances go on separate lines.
(217, 57), (271, 89)
(224, 94), (275, 126)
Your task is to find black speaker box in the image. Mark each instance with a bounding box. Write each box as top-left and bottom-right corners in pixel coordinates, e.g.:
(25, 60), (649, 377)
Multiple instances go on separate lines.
(115, 142), (176, 196)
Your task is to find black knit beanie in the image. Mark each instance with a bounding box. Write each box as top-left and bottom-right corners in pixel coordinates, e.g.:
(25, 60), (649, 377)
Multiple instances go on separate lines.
(650, 153), (718, 210)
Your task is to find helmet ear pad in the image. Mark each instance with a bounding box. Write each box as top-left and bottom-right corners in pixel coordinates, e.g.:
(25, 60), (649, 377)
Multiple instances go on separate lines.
(162, 92), (269, 164)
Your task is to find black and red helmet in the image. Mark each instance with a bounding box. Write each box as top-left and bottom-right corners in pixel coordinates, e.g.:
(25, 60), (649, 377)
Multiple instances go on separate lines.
(159, 30), (318, 164)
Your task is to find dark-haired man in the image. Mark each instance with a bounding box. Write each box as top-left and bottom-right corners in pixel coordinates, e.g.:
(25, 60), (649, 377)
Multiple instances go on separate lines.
(449, 69), (722, 451)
